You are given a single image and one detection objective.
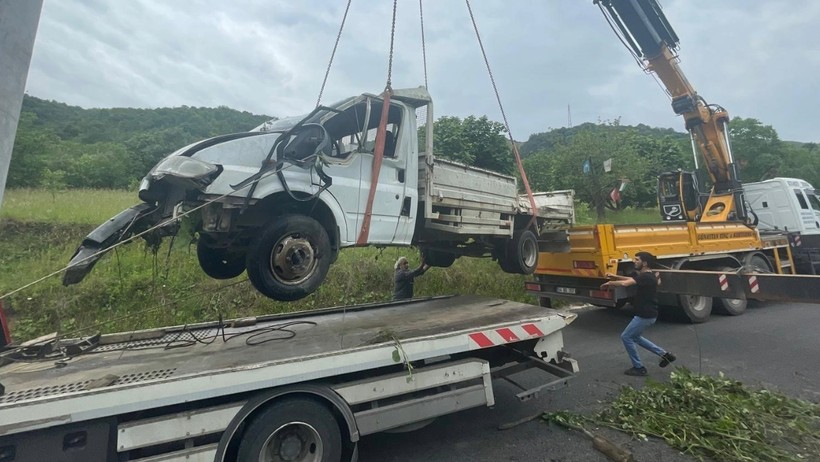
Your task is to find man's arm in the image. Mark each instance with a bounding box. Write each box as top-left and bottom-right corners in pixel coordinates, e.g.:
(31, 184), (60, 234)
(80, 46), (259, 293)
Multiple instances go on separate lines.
(605, 272), (633, 281)
(413, 263), (431, 277)
(600, 272), (637, 290)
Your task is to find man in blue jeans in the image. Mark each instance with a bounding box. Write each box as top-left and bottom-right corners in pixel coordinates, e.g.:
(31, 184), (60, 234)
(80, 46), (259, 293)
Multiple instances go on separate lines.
(601, 251), (676, 376)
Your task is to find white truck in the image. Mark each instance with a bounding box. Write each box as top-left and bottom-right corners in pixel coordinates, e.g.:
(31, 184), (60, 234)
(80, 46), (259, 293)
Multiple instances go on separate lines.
(62, 87), (574, 301)
(744, 177), (820, 274)
(0, 295), (578, 462)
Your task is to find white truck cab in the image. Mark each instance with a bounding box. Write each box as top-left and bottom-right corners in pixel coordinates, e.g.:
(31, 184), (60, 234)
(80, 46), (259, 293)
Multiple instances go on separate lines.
(744, 177), (820, 237)
(744, 177), (820, 273)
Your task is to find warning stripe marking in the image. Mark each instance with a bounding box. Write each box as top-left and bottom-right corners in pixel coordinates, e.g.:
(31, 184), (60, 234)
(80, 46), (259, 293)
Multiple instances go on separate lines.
(719, 274), (729, 292)
(468, 323), (545, 349)
(496, 328), (520, 342)
(468, 332), (494, 348)
(748, 275), (760, 294)
(522, 324), (544, 337)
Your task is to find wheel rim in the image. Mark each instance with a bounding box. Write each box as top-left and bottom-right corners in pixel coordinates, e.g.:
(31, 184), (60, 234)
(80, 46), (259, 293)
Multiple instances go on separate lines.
(270, 234), (317, 286)
(259, 421), (323, 462)
(722, 297), (746, 310)
(749, 255), (771, 273)
(521, 236), (538, 268)
(684, 295), (709, 313)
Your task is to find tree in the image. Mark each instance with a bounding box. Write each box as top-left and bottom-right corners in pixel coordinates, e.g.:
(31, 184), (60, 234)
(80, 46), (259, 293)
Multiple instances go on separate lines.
(729, 117), (785, 182)
(522, 123), (689, 220)
(421, 115), (513, 174)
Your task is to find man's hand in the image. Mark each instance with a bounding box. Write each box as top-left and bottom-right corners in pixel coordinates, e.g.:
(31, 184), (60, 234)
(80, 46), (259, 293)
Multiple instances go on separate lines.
(600, 281), (613, 290)
(605, 272), (617, 279)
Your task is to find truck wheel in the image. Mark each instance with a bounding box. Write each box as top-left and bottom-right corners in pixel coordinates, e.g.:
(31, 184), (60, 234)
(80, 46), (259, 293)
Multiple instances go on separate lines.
(421, 248), (457, 268)
(500, 229), (539, 275)
(744, 254), (772, 273)
(238, 397), (342, 462)
(713, 266), (747, 316)
(246, 215), (331, 301)
(196, 238), (246, 279)
(742, 254), (772, 302)
(678, 293), (712, 323)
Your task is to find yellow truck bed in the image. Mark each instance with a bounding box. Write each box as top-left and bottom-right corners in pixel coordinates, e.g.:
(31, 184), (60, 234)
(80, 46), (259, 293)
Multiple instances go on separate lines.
(536, 222), (788, 278)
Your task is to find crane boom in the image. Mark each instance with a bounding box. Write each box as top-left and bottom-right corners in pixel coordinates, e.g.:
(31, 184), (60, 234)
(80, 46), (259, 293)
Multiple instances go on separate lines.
(596, 0), (750, 224)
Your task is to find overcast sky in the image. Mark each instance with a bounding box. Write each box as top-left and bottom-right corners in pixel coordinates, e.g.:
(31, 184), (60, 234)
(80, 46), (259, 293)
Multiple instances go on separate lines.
(25, 0), (820, 143)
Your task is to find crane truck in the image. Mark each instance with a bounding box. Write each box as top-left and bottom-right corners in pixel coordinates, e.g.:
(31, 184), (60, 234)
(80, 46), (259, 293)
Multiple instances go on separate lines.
(526, 0), (820, 322)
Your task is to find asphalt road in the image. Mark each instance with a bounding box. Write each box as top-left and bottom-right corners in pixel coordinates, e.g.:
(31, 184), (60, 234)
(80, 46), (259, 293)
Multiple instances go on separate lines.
(358, 301), (820, 462)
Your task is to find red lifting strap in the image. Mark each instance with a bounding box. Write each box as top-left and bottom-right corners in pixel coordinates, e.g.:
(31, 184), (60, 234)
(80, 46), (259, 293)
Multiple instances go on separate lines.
(356, 88), (393, 245)
(0, 300), (11, 347)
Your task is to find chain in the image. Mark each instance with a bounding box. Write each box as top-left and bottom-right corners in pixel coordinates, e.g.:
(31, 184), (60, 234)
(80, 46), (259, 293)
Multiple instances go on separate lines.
(386, 0), (398, 89)
(316, 0), (352, 107)
(465, 0), (539, 228)
(419, 0), (428, 88)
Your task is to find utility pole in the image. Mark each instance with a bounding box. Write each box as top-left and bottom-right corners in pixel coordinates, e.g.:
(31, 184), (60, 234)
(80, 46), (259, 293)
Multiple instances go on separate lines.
(0, 0), (43, 208)
(567, 104), (572, 127)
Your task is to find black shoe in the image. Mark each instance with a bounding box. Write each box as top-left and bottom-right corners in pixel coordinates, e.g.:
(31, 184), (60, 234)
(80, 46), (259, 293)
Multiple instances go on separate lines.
(659, 352), (676, 368)
(624, 367), (648, 376)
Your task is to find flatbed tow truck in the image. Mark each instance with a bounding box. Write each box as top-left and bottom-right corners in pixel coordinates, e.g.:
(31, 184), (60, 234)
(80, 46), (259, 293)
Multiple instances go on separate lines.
(0, 296), (577, 462)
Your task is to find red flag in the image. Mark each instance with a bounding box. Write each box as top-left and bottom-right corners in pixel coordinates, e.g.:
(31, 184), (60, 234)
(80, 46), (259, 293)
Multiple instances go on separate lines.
(610, 187), (621, 203)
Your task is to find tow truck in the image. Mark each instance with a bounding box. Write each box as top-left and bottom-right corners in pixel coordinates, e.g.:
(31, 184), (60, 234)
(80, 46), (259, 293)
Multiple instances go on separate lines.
(0, 296), (577, 462)
(526, 0), (820, 321)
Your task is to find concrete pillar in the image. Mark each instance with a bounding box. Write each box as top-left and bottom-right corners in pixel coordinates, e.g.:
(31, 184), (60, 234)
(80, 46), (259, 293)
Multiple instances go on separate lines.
(0, 0), (43, 208)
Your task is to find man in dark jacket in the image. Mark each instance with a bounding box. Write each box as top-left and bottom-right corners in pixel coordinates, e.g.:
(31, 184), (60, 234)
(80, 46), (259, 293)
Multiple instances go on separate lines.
(393, 255), (430, 300)
(601, 251), (676, 376)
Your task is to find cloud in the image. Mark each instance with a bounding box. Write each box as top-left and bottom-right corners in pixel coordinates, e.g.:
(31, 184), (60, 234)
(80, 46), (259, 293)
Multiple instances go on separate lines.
(25, 0), (820, 142)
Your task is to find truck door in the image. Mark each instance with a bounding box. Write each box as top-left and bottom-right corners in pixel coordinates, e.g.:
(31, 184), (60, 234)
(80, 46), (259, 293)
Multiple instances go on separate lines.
(801, 188), (820, 230)
(317, 97), (413, 245)
(793, 188), (819, 230)
(356, 112), (413, 245)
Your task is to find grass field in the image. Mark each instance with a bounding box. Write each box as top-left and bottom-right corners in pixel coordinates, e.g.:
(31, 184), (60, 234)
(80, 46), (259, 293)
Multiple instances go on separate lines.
(0, 188), (660, 341)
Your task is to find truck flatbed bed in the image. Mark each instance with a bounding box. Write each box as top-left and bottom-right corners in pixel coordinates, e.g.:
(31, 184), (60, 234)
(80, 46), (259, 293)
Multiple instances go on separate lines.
(0, 295), (574, 436)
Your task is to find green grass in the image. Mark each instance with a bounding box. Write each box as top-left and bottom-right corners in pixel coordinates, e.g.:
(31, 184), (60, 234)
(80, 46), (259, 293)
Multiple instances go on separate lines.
(574, 202), (662, 225)
(546, 368), (820, 462)
(1, 188), (139, 225)
(0, 188), (666, 341)
(0, 188), (532, 341)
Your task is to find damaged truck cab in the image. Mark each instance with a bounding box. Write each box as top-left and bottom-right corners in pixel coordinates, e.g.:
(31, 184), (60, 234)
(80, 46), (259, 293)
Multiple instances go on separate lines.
(64, 87), (573, 301)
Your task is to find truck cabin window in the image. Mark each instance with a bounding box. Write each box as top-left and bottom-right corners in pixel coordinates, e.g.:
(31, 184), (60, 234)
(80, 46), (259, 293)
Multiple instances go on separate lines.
(321, 100), (403, 160)
(794, 189), (810, 210)
(805, 190), (820, 212)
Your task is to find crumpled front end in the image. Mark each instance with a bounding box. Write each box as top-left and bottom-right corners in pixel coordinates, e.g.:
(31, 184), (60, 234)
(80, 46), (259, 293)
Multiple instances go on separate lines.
(63, 203), (162, 285)
(63, 151), (224, 286)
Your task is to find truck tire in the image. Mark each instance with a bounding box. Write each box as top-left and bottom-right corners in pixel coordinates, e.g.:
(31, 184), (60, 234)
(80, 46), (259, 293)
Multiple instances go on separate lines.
(713, 266), (747, 316)
(678, 293), (712, 323)
(421, 248), (457, 268)
(744, 254), (772, 273)
(499, 229), (539, 275)
(237, 397), (342, 462)
(196, 238), (246, 280)
(742, 253), (772, 302)
(246, 215), (331, 301)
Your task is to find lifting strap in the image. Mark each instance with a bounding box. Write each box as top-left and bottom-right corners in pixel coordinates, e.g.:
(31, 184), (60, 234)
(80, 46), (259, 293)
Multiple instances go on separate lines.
(465, 0), (539, 232)
(357, 0), (398, 245)
(0, 300), (11, 348)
